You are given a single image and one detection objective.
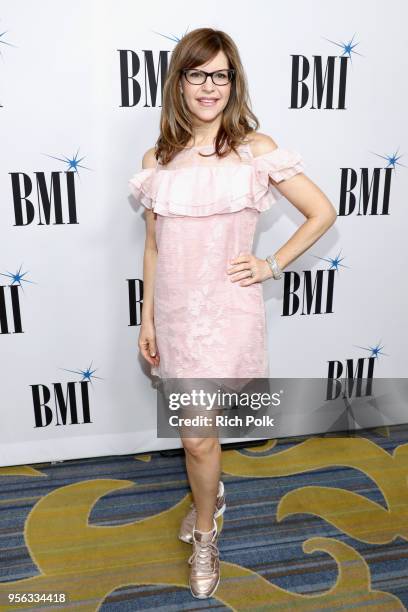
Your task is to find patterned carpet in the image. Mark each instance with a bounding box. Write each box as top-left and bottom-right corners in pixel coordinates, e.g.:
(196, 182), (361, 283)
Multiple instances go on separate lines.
(0, 426), (408, 611)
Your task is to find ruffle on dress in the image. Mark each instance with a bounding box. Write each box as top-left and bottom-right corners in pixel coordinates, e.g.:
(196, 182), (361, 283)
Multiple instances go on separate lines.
(128, 147), (304, 217)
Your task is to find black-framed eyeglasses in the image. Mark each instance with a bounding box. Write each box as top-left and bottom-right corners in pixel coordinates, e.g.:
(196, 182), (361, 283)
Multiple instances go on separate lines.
(181, 68), (235, 86)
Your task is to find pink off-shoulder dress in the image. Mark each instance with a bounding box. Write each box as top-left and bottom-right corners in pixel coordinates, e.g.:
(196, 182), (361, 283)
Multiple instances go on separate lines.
(129, 142), (304, 380)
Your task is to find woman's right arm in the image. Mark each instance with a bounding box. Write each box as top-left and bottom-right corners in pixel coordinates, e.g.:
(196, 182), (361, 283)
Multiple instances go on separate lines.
(138, 147), (160, 368)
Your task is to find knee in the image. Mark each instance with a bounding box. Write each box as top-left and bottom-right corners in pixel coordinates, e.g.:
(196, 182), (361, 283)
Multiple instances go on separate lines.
(182, 436), (219, 458)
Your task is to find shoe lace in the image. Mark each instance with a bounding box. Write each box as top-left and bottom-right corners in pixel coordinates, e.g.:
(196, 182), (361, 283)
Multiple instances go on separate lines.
(188, 540), (218, 574)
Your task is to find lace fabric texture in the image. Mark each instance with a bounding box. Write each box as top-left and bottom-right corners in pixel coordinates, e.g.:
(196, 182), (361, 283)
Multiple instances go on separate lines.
(129, 143), (304, 379)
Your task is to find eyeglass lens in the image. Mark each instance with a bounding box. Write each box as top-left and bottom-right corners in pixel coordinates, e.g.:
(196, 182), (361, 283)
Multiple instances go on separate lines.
(185, 70), (231, 85)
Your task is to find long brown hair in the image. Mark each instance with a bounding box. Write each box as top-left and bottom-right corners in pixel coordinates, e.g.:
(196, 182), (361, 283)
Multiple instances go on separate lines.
(155, 28), (260, 165)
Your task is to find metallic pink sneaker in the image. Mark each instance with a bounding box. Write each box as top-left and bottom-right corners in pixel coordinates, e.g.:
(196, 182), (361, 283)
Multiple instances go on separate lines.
(188, 518), (220, 599)
(179, 481), (226, 544)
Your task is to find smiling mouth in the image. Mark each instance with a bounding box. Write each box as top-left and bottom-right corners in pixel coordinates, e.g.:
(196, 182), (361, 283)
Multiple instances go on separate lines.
(197, 98), (219, 106)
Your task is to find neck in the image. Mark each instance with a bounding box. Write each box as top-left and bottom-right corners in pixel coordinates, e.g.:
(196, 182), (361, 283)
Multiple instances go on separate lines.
(187, 136), (217, 147)
(188, 119), (221, 147)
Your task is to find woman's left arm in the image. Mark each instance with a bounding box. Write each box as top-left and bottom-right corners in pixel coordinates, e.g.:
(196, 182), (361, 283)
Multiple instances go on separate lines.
(228, 132), (338, 285)
(266, 172), (338, 274)
(228, 172), (337, 285)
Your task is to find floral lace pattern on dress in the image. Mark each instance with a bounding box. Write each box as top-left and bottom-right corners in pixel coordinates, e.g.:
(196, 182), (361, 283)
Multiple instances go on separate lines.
(128, 142), (304, 381)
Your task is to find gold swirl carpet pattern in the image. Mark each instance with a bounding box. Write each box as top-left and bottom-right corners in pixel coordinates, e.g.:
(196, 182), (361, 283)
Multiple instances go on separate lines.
(0, 427), (407, 610)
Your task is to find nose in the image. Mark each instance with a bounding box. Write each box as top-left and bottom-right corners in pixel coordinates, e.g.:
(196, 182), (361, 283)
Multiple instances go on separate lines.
(203, 74), (215, 89)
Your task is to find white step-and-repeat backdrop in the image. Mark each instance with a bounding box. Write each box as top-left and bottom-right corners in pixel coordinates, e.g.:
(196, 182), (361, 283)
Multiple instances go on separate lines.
(1, 1), (407, 466)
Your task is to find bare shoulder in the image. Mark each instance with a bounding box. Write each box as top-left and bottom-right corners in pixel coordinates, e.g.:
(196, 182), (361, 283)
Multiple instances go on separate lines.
(246, 131), (278, 157)
(142, 147), (157, 169)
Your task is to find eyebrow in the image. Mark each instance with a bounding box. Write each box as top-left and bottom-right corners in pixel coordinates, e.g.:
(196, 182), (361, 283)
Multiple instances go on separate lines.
(191, 67), (229, 71)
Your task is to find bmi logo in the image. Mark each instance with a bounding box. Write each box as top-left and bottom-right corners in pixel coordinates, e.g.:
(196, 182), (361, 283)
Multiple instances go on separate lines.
(31, 363), (102, 428)
(120, 30), (187, 107)
(325, 342), (388, 424)
(338, 148), (405, 216)
(127, 278), (143, 326)
(120, 49), (170, 107)
(282, 250), (348, 316)
(0, 265), (35, 334)
(289, 34), (362, 110)
(10, 149), (91, 226)
(327, 341), (387, 381)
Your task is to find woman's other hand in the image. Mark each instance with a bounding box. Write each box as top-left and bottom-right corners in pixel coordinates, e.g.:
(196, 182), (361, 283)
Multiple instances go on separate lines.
(138, 320), (160, 366)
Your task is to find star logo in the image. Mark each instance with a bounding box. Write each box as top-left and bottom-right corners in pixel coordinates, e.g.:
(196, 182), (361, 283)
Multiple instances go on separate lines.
(354, 341), (389, 360)
(60, 361), (104, 385)
(370, 149), (406, 172)
(311, 249), (350, 273)
(152, 28), (189, 43)
(0, 23), (17, 56)
(41, 147), (92, 181)
(321, 32), (363, 62)
(0, 264), (36, 293)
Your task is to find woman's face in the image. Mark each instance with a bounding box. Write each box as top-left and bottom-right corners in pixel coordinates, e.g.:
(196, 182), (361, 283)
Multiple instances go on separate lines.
(179, 50), (232, 124)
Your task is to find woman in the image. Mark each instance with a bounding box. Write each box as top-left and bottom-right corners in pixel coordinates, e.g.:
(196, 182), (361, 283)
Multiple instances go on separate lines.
(129, 27), (337, 599)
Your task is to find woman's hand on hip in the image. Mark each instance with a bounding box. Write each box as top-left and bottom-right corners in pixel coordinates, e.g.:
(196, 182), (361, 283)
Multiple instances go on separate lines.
(227, 252), (273, 286)
(138, 320), (160, 366)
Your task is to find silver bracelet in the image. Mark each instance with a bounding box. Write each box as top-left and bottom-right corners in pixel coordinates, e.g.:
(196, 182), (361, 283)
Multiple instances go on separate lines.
(265, 254), (283, 280)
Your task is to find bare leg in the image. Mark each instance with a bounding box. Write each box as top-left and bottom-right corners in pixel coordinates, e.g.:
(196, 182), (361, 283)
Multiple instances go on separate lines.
(181, 436), (221, 532)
